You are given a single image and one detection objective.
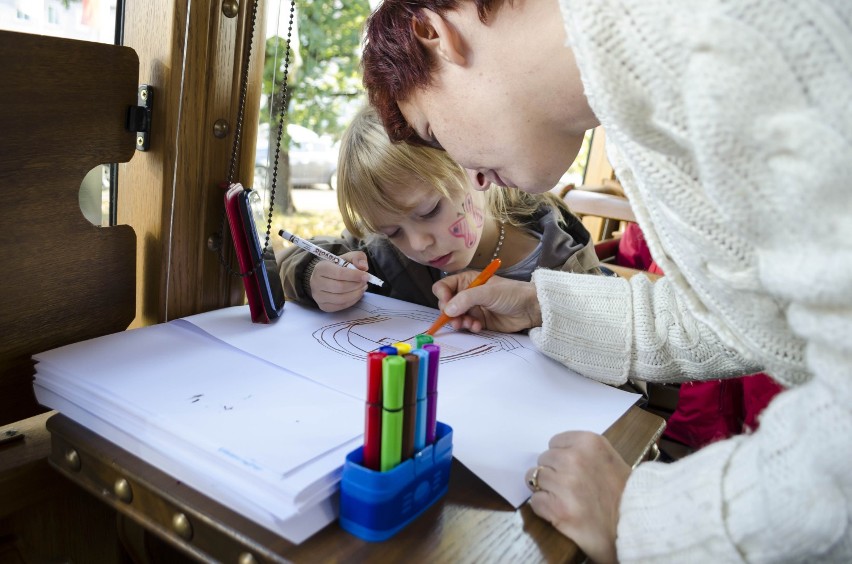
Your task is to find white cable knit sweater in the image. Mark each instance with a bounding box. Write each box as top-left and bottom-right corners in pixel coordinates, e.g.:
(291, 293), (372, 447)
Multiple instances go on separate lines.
(530, 0), (852, 561)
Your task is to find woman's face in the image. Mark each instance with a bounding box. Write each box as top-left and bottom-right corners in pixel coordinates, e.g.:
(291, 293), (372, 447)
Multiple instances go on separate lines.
(372, 176), (487, 273)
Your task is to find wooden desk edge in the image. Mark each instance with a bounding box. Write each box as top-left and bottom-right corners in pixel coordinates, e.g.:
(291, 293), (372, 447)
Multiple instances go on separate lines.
(43, 405), (665, 562)
(604, 404), (666, 466)
(0, 411), (64, 517)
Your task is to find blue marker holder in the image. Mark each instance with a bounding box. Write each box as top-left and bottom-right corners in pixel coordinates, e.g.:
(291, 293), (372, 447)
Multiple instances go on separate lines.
(339, 422), (453, 542)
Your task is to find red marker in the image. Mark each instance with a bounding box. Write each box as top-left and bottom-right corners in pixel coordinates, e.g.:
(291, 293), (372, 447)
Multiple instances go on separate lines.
(363, 351), (386, 470)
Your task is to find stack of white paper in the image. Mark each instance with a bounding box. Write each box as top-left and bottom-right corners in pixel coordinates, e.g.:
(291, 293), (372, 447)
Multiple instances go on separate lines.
(34, 320), (362, 542)
(34, 293), (639, 544)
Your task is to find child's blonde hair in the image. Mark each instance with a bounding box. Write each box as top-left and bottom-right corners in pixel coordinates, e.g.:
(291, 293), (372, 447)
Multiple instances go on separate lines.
(337, 105), (574, 238)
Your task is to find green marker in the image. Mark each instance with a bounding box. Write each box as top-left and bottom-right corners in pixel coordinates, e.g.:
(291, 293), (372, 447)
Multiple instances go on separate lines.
(380, 355), (405, 472)
(414, 334), (434, 348)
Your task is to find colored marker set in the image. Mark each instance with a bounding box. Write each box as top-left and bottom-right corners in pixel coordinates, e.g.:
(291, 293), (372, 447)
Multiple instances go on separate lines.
(339, 336), (453, 541)
(365, 337), (440, 472)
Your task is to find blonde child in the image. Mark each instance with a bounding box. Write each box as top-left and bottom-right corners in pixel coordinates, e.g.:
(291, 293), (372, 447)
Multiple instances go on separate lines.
(278, 105), (600, 312)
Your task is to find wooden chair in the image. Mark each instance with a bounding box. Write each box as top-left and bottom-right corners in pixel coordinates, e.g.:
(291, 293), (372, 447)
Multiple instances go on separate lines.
(560, 183), (662, 281)
(562, 182), (633, 238)
(0, 30), (139, 562)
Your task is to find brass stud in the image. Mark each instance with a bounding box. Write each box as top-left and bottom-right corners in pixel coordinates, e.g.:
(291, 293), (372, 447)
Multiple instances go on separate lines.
(172, 512), (193, 540)
(213, 119), (230, 139)
(238, 553), (258, 564)
(114, 478), (133, 503)
(64, 448), (81, 471)
(222, 0), (239, 18)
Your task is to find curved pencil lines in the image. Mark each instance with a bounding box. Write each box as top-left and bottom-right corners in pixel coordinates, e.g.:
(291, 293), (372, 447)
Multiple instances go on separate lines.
(311, 309), (526, 364)
(312, 316), (388, 360)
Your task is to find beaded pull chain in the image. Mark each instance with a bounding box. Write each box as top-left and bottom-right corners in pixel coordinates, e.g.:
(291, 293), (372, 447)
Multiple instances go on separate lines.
(217, 0), (296, 278)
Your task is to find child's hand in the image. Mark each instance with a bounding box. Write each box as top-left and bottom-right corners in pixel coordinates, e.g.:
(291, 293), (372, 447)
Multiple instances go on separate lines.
(309, 251), (370, 312)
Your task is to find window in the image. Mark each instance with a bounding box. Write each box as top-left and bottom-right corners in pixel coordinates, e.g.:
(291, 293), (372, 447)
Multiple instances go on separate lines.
(254, 1), (369, 249)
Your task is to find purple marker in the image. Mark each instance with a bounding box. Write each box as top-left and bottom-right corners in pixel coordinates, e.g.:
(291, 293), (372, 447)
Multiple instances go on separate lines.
(423, 344), (440, 444)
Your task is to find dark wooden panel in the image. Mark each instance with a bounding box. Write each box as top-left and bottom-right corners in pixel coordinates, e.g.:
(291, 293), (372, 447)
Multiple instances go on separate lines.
(0, 31), (138, 425)
(0, 412), (127, 563)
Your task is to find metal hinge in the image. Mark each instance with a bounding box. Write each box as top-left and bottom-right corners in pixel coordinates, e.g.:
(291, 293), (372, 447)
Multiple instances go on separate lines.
(125, 84), (153, 151)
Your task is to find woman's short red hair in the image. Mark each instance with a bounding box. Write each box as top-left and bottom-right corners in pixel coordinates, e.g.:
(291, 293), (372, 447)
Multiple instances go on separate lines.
(362, 0), (498, 145)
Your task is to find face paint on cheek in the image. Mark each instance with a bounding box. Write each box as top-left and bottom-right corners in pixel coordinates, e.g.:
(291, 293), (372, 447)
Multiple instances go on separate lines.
(464, 193), (485, 229)
(448, 193), (485, 248)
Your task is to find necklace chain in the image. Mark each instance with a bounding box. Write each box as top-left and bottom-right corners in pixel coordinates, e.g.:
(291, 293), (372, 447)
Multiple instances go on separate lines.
(492, 221), (505, 260)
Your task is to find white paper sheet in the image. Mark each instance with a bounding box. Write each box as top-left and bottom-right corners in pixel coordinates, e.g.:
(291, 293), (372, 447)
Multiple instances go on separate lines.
(34, 322), (362, 486)
(183, 294), (640, 507)
(35, 292), (640, 541)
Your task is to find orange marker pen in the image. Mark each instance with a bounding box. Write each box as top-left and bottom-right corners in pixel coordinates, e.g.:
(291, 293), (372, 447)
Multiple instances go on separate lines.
(425, 258), (501, 336)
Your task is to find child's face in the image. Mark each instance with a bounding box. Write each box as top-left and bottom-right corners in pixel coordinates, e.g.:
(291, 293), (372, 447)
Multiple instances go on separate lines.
(373, 177), (487, 273)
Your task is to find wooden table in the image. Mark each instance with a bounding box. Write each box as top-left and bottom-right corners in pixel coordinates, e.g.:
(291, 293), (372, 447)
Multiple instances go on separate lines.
(1, 412), (61, 518)
(44, 405), (664, 563)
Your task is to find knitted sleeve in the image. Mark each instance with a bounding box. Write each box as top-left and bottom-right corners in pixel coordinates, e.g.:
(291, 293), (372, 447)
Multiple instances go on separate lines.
(529, 269), (760, 386)
(531, 268), (852, 562)
(617, 344), (852, 562)
(554, 0), (852, 560)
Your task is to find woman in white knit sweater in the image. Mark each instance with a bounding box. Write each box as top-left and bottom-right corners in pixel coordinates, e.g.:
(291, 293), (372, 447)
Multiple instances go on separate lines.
(362, 0), (851, 561)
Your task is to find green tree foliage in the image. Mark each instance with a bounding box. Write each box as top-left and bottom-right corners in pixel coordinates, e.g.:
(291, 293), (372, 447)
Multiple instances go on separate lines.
(292, 0), (370, 139)
(261, 35), (296, 143)
(263, 0), (370, 140)
(259, 1), (369, 214)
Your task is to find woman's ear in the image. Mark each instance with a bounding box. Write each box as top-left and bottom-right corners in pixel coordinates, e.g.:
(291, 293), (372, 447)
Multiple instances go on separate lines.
(411, 9), (467, 66)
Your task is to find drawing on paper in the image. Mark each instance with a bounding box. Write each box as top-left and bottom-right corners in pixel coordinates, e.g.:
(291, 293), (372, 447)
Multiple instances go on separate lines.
(312, 301), (523, 362)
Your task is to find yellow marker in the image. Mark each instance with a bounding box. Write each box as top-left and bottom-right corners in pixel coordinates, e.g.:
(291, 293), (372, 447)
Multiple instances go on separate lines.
(392, 342), (412, 355)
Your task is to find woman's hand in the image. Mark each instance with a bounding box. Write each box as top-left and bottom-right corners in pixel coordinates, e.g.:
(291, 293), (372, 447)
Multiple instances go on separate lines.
(309, 251), (370, 312)
(525, 432), (630, 564)
(432, 273), (542, 333)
